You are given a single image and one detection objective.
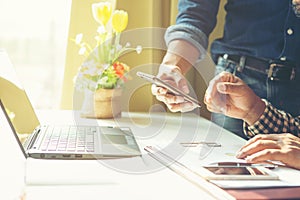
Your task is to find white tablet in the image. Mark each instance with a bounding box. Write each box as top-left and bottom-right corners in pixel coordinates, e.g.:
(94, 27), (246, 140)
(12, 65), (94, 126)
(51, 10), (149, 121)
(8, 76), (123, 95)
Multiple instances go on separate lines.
(198, 165), (279, 180)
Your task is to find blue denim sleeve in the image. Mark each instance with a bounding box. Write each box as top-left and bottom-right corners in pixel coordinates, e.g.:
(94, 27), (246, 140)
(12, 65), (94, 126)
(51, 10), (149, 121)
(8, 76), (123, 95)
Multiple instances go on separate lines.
(165, 0), (220, 57)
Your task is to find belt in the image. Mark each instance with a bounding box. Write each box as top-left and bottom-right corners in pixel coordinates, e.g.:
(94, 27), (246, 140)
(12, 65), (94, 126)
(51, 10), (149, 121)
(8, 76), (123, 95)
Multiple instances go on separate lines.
(219, 54), (297, 81)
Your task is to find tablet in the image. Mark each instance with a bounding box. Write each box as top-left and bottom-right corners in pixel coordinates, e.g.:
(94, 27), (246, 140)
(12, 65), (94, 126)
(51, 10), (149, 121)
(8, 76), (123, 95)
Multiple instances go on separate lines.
(136, 71), (201, 107)
(198, 165), (279, 180)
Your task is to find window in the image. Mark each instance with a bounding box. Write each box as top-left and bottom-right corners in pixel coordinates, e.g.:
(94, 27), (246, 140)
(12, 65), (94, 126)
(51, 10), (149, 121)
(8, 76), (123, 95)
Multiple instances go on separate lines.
(0, 0), (71, 109)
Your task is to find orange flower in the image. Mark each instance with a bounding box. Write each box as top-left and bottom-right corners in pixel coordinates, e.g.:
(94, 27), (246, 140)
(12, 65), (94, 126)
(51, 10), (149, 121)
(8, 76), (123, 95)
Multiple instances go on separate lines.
(113, 62), (129, 78)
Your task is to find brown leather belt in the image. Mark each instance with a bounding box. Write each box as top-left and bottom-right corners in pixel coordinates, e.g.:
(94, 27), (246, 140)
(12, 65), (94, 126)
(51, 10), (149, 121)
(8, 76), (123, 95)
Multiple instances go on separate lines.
(219, 54), (297, 81)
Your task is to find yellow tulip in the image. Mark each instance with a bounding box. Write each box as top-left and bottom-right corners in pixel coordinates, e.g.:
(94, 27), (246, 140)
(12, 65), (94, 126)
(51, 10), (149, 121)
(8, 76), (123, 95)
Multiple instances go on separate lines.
(112, 10), (128, 33)
(92, 2), (112, 26)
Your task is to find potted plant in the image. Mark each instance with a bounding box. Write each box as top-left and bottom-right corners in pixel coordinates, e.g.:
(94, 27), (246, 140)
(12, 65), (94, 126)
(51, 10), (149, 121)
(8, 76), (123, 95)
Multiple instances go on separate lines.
(73, 1), (141, 118)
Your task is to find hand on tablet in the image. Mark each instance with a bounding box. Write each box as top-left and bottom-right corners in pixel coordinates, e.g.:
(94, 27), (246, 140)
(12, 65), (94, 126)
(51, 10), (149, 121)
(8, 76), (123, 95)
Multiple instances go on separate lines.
(236, 133), (300, 170)
(151, 64), (198, 112)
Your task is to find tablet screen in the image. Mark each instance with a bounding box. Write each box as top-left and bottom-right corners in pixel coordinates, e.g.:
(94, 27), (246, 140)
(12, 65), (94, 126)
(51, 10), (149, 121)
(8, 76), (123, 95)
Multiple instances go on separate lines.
(204, 166), (266, 176)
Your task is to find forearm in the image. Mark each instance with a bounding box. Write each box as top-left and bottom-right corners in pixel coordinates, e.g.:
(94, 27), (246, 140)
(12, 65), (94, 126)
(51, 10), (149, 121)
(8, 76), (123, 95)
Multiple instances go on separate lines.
(244, 100), (300, 137)
(162, 40), (200, 74)
(163, 0), (221, 73)
(164, 0), (221, 65)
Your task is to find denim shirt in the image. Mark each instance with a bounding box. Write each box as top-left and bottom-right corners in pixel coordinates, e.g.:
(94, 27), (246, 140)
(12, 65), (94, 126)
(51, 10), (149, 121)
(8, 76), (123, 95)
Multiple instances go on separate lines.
(165, 0), (300, 65)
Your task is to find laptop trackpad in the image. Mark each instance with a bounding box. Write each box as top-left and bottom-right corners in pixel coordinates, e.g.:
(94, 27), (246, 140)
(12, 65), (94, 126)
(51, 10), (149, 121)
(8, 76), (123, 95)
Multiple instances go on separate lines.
(100, 127), (140, 156)
(102, 134), (127, 144)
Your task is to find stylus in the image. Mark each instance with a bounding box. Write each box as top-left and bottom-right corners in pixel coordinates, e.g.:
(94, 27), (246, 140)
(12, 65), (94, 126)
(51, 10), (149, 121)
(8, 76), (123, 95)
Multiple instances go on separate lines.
(212, 162), (278, 169)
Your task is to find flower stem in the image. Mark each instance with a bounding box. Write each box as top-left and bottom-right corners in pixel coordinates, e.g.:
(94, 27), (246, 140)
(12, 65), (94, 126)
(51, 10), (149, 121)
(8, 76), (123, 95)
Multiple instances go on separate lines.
(113, 32), (121, 62)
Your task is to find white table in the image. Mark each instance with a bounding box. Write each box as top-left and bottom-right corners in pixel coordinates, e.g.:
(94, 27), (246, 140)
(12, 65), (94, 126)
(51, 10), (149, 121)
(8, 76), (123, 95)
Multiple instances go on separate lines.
(25, 111), (235, 200)
(2, 110), (300, 200)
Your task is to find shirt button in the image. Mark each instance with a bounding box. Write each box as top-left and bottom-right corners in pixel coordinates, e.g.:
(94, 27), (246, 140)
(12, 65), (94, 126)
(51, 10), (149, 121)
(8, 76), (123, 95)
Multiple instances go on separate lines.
(280, 57), (287, 61)
(287, 28), (294, 35)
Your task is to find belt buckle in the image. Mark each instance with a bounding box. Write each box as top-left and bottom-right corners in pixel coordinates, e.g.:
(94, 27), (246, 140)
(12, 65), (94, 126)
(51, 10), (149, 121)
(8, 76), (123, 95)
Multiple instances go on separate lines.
(267, 63), (296, 81)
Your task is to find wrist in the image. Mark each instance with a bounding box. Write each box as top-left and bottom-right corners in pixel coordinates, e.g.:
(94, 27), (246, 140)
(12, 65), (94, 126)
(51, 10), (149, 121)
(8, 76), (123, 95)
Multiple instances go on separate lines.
(162, 53), (190, 74)
(243, 98), (266, 125)
(162, 40), (200, 74)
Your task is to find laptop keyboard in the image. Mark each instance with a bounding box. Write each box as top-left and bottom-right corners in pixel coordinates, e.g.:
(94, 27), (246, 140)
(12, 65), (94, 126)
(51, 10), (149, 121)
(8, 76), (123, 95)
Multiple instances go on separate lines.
(40, 126), (96, 152)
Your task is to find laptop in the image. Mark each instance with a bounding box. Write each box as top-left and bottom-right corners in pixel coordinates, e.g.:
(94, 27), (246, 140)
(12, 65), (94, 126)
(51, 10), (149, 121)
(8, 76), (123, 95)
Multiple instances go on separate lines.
(0, 49), (141, 159)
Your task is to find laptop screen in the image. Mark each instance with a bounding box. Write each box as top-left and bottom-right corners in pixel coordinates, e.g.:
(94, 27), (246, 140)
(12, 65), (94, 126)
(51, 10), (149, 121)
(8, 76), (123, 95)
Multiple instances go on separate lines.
(0, 49), (40, 144)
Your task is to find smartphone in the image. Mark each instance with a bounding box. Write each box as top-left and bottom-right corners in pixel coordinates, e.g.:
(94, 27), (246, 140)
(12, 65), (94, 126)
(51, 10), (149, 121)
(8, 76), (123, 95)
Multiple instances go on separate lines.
(197, 165), (279, 180)
(136, 71), (201, 107)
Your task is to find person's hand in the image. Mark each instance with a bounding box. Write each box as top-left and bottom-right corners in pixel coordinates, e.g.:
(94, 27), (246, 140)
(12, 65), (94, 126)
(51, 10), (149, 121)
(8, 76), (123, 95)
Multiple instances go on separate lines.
(151, 64), (198, 112)
(204, 72), (265, 125)
(293, 0), (300, 16)
(236, 133), (300, 170)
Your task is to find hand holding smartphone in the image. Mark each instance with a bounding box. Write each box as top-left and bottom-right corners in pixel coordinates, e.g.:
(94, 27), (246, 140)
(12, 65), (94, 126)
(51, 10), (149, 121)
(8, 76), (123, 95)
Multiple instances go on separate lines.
(136, 71), (201, 108)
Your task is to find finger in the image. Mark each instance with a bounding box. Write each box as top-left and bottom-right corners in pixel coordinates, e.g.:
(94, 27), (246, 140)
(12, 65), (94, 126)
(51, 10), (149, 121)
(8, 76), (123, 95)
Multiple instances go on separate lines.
(151, 84), (160, 95)
(213, 71), (234, 82)
(205, 72), (239, 106)
(166, 103), (179, 112)
(205, 80), (218, 102)
(167, 102), (196, 112)
(205, 104), (223, 114)
(205, 72), (240, 113)
(151, 84), (167, 95)
(181, 102), (198, 112)
(155, 93), (194, 112)
(220, 71), (237, 82)
(205, 74), (223, 102)
(205, 102), (226, 114)
(293, 0), (300, 4)
(164, 93), (185, 104)
(155, 94), (166, 103)
(245, 149), (286, 165)
(240, 134), (280, 151)
(204, 92), (227, 113)
(282, 133), (300, 141)
(178, 78), (189, 93)
(237, 134), (295, 157)
(204, 89), (219, 104)
(236, 139), (279, 159)
(216, 82), (245, 96)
